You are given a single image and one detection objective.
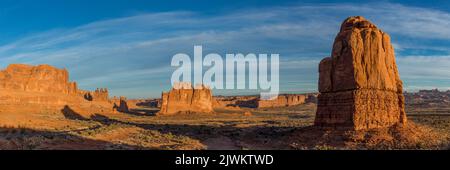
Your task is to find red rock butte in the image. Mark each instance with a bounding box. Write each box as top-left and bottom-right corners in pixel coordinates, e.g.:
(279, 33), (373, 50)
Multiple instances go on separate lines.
(314, 16), (407, 130)
(158, 82), (214, 115)
(0, 64), (112, 115)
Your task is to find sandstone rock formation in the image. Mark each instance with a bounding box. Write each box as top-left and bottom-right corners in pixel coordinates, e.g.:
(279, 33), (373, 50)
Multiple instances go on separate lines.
(113, 96), (129, 113)
(314, 16), (407, 130)
(305, 93), (318, 103)
(79, 88), (109, 102)
(142, 99), (161, 108)
(0, 64), (77, 94)
(92, 88), (109, 101)
(257, 94), (306, 108)
(157, 82), (214, 115)
(213, 94), (309, 109)
(213, 96), (259, 108)
(0, 64), (113, 116)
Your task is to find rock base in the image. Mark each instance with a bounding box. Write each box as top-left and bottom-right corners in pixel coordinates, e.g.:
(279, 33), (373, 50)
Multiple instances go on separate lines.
(314, 89), (406, 130)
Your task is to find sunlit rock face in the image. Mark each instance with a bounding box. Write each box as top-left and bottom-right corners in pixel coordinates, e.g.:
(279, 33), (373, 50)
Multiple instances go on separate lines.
(315, 16), (407, 130)
(0, 64), (77, 94)
(257, 94), (306, 108)
(158, 82), (214, 115)
(0, 64), (113, 115)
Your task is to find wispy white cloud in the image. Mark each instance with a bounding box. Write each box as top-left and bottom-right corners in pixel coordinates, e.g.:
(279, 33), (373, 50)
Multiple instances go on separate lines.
(0, 2), (449, 97)
(397, 55), (450, 79)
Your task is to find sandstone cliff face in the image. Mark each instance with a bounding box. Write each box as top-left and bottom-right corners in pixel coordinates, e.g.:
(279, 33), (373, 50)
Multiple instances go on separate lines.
(315, 16), (407, 130)
(0, 64), (77, 94)
(158, 82), (213, 115)
(257, 95), (306, 108)
(0, 64), (113, 116)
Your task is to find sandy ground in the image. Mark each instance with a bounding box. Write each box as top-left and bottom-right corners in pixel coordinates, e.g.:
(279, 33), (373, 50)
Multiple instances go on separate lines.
(0, 103), (449, 150)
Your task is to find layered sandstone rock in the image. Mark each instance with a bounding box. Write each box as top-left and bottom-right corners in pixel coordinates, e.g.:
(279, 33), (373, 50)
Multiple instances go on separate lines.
(257, 94), (306, 108)
(314, 16), (407, 130)
(79, 88), (109, 102)
(0, 64), (77, 94)
(0, 64), (113, 116)
(213, 96), (258, 108)
(157, 82), (214, 115)
(212, 94), (308, 109)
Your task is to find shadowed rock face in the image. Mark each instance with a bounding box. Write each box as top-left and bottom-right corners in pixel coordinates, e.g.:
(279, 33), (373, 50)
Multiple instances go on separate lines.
(315, 16), (407, 130)
(158, 82), (214, 115)
(117, 96), (129, 113)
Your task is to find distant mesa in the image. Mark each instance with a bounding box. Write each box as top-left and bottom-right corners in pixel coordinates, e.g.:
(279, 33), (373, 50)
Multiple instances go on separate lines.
(157, 82), (214, 115)
(314, 16), (407, 130)
(257, 94), (306, 108)
(213, 94), (310, 109)
(213, 96), (259, 109)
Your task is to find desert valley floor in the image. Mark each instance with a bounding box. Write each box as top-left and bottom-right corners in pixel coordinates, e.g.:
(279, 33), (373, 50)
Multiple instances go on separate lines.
(1, 102), (449, 150)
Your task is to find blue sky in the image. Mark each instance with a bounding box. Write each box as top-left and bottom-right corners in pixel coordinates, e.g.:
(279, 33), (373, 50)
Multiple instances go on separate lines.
(1, 0), (450, 98)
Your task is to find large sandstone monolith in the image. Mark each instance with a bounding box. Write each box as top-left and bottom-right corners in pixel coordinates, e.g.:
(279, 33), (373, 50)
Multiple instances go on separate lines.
(314, 16), (407, 130)
(157, 82), (214, 115)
